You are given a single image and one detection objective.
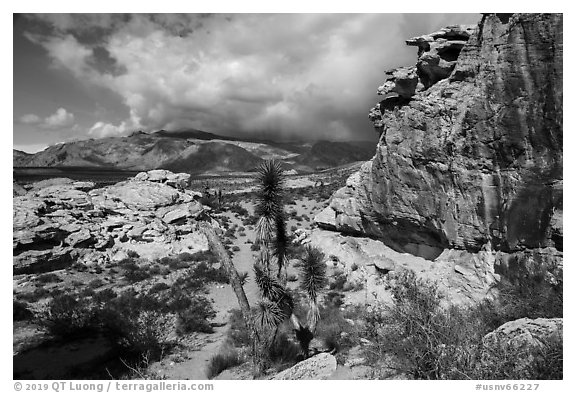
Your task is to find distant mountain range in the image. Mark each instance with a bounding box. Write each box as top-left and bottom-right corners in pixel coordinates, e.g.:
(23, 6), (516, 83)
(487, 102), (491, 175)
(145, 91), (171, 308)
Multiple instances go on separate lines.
(13, 129), (376, 174)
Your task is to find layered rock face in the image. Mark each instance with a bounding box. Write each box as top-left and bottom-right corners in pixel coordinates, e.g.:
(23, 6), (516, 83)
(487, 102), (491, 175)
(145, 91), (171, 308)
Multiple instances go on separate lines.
(317, 14), (563, 266)
(13, 170), (209, 274)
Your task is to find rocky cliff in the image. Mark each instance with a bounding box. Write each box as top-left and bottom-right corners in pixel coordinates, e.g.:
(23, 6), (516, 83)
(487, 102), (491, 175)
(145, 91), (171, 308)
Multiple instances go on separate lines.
(316, 14), (563, 264)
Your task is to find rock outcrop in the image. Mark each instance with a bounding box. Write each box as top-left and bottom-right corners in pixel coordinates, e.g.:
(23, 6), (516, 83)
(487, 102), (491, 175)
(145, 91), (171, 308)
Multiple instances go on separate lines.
(272, 353), (337, 380)
(481, 317), (562, 375)
(13, 170), (208, 274)
(307, 229), (501, 305)
(483, 317), (562, 352)
(317, 13), (563, 273)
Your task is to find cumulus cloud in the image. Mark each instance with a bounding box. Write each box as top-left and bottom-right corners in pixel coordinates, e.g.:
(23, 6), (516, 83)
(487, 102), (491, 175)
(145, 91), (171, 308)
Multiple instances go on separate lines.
(44, 108), (75, 129)
(89, 121), (130, 138)
(20, 113), (41, 124)
(19, 108), (76, 130)
(24, 13), (480, 140)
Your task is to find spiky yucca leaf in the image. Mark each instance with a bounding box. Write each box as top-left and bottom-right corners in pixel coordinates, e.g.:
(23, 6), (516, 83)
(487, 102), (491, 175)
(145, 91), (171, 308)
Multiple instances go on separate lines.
(255, 160), (285, 201)
(299, 246), (327, 302)
(254, 299), (285, 330)
(254, 263), (287, 302)
(255, 215), (275, 245)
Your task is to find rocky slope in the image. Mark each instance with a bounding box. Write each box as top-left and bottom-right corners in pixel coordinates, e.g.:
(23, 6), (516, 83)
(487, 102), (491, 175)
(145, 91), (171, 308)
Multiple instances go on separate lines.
(13, 130), (375, 174)
(13, 170), (210, 274)
(316, 14), (563, 272)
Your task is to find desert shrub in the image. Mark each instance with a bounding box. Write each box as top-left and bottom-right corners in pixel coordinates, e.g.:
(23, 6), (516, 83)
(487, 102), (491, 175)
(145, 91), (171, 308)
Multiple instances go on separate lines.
(88, 278), (104, 289)
(324, 291), (344, 308)
(242, 215), (258, 226)
(176, 296), (217, 335)
(250, 243), (261, 252)
(79, 287), (96, 298)
(17, 287), (50, 302)
(148, 264), (162, 275)
(224, 228), (236, 239)
(13, 300), (33, 321)
(268, 331), (302, 370)
(228, 203), (248, 217)
(329, 271), (347, 291)
(158, 256), (184, 270)
(343, 280), (364, 291)
(231, 246), (241, 252)
(148, 282), (170, 294)
(494, 273), (563, 323)
(287, 243), (307, 261)
(314, 301), (357, 353)
(226, 309), (251, 347)
(92, 265), (104, 274)
(35, 273), (62, 285)
(126, 250), (140, 259)
(206, 345), (244, 379)
(39, 286), (214, 364)
(40, 294), (97, 337)
(192, 261), (229, 285)
(123, 266), (151, 283)
(92, 288), (117, 303)
(200, 194), (219, 210)
(361, 269), (563, 380)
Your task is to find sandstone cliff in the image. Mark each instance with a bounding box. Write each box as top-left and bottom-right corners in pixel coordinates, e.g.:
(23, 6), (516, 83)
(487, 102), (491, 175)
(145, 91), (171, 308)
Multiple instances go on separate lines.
(316, 14), (563, 263)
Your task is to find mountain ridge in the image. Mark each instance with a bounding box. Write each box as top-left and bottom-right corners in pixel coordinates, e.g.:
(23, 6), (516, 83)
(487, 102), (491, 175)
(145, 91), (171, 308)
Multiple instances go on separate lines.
(13, 129), (376, 174)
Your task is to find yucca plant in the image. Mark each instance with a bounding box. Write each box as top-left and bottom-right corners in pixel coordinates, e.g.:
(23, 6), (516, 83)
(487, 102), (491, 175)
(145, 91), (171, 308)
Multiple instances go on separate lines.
(298, 246), (327, 334)
(255, 160), (288, 279)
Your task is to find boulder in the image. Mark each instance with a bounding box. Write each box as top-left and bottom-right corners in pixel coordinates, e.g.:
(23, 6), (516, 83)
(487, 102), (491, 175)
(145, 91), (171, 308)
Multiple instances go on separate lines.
(162, 207), (191, 224)
(13, 197), (45, 231)
(65, 228), (94, 247)
(272, 353), (337, 380)
(13, 247), (75, 274)
(166, 172), (191, 189)
(483, 318), (563, 352)
(481, 318), (563, 375)
(104, 181), (180, 210)
(135, 169), (191, 190)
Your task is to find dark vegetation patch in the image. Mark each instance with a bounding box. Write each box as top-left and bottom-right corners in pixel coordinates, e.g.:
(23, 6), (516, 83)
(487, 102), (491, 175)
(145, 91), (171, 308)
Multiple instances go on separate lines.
(359, 270), (563, 380)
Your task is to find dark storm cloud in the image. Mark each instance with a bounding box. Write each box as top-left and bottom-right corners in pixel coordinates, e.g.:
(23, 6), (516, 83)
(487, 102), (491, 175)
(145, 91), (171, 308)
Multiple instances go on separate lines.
(21, 13), (481, 141)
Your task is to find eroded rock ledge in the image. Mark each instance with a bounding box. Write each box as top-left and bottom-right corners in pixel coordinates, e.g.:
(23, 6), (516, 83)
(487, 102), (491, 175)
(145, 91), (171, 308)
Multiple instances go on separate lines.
(13, 170), (209, 274)
(316, 13), (563, 273)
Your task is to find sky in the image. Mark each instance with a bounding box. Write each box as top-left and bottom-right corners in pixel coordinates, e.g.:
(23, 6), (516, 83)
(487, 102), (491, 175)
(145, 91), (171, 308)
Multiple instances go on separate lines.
(13, 13), (481, 153)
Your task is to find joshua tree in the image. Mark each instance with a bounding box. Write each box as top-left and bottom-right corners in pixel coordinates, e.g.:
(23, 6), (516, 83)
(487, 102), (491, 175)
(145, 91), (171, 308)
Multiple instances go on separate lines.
(199, 159), (328, 375)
